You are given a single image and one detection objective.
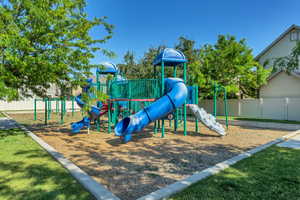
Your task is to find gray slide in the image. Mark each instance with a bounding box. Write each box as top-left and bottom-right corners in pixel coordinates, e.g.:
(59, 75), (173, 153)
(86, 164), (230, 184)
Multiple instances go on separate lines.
(188, 104), (226, 136)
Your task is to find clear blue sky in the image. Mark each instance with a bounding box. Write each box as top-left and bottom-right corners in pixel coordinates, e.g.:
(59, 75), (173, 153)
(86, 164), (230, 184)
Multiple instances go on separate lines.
(86, 0), (300, 65)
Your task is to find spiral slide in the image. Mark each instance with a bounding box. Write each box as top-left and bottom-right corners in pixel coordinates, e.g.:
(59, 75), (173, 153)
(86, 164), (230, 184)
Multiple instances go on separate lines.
(115, 78), (188, 143)
(71, 79), (105, 133)
(71, 62), (120, 133)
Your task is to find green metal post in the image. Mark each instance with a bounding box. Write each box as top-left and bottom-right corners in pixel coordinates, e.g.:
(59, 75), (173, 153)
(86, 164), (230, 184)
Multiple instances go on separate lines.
(63, 97), (67, 116)
(48, 99), (51, 120)
(113, 102), (118, 126)
(34, 99), (37, 120)
(195, 85), (199, 133)
(44, 98), (48, 125)
(161, 62), (165, 138)
(60, 98), (64, 124)
(213, 83), (217, 117)
(96, 70), (100, 91)
(108, 101), (111, 133)
(183, 63), (187, 136)
(224, 87), (229, 129)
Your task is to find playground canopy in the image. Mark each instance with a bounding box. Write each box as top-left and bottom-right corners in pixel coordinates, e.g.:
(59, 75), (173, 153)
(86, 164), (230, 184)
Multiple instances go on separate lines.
(153, 48), (187, 66)
(97, 62), (118, 74)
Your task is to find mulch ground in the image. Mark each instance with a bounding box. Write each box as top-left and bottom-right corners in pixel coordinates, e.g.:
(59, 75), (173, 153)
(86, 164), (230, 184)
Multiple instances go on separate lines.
(10, 112), (291, 200)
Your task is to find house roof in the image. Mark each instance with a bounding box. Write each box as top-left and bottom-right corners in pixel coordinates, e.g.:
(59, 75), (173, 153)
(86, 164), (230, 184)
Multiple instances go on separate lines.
(255, 24), (300, 60)
(267, 70), (300, 82)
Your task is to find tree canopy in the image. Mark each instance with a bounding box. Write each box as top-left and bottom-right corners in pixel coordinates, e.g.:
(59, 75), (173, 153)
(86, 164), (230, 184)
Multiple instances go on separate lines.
(0, 0), (113, 101)
(192, 35), (270, 98)
(118, 35), (270, 99)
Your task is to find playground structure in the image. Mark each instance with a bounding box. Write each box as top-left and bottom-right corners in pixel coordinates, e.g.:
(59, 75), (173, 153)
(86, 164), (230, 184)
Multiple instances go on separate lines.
(34, 97), (76, 125)
(65, 48), (227, 142)
(32, 48), (227, 142)
(213, 82), (229, 128)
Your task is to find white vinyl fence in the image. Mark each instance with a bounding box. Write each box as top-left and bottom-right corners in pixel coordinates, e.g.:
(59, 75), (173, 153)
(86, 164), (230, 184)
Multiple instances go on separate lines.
(1, 98), (300, 121)
(199, 98), (300, 121)
(0, 100), (80, 111)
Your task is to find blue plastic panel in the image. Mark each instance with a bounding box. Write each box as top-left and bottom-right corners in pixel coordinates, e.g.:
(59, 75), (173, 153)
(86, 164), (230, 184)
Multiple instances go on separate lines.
(153, 48), (187, 66)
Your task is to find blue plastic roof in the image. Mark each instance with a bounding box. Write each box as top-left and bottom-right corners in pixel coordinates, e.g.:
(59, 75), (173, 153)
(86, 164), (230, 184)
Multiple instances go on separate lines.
(97, 62), (118, 74)
(153, 48), (187, 66)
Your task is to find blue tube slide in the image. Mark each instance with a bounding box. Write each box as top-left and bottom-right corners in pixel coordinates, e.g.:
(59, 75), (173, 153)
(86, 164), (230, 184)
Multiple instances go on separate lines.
(71, 79), (102, 133)
(114, 78), (188, 143)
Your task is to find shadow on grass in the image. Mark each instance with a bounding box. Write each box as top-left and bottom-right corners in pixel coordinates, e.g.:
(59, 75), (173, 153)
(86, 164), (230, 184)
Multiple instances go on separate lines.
(0, 149), (94, 200)
(0, 128), (26, 138)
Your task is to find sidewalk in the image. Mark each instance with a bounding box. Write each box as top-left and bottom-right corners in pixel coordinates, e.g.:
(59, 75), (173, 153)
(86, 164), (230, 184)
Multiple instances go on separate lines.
(277, 134), (300, 149)
(0, 118), (17, 129)
(218, 119), (300, 131)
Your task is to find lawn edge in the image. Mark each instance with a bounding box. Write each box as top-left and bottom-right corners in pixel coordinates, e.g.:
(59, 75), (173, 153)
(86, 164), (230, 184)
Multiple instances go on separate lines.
(137, 130), (300, 200)
(3, 112), (121, 200)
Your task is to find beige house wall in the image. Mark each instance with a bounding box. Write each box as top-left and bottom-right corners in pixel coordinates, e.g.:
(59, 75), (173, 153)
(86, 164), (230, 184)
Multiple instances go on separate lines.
(260, 72), (300, 98)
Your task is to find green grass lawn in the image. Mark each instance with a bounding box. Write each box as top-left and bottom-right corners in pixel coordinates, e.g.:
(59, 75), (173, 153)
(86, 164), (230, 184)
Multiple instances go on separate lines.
(217, 116), (300, 125)
(169, 146), (300, 200)
(0, 128), (94, 200)
(0, 112), (5, 117)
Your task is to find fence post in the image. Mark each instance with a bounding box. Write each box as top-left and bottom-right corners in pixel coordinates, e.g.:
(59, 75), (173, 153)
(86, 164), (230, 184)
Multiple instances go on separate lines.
(285, 97), (289, 120)
(259, 98), (264, 119)
(56, 99), (59, 113)
(238, 99), (241, 117)
(72, 96), (75, 116)
(224, 88), (228, 129)
(213, 83), (217, 117)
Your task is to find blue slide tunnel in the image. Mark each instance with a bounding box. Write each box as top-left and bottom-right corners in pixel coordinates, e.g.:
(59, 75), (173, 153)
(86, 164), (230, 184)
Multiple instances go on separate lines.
(114, 78), (188, 142)
(71, 79), (102, 133)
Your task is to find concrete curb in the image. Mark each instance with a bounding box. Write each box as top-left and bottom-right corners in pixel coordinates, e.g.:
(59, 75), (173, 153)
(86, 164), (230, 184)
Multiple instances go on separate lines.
(137, 130), (300, 200)
(3, 112), (120, 200)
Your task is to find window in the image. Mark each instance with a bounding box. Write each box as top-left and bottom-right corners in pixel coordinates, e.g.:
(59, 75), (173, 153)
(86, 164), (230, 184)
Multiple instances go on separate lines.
(290, 31), (299, 41)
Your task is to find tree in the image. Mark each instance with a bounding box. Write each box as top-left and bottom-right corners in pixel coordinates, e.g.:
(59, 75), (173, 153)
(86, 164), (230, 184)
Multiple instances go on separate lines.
(118, 51), (135, 76)
(175, 36), (198, 64)
(175, 36), (199, 83)
(272, 41), (300, 73)
(118, 46), (165, 79)
(0, 0), (113, 101)
(139, 45), (165, 79)
(191, 35), (270, 98)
